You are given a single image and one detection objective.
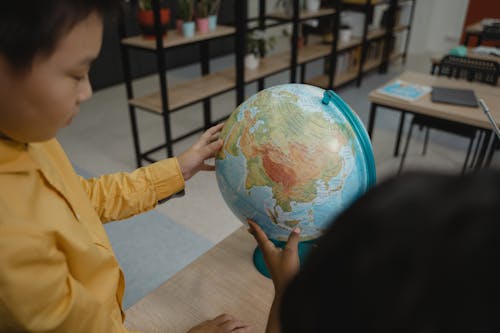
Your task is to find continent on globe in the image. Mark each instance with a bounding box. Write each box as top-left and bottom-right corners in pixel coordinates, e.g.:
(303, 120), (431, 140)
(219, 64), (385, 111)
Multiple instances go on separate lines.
(216, 84), (375, 242)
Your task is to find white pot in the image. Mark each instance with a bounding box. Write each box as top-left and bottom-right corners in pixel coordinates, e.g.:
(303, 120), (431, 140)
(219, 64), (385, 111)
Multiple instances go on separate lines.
(245, 54), (260, 70)
(305, 0), (320, 12)
(339, 28), (352, 44)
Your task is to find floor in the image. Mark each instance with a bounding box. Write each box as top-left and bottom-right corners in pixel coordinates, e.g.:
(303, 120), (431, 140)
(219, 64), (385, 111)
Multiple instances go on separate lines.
(58, 52), (500, 245)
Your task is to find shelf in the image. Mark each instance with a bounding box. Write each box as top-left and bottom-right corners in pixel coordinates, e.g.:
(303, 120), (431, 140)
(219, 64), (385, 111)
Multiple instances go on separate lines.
(267, 7), (336, 21)
(394, 24), (410, 33)
(306, 66), (359, 89)
(363, 57), (383, 72)
(296, 44), (332, 64)
(390, 52), (404, 61)
(338, 37), (363, 51)
(121, 25), (235, 51)
(129, 71), (236, 113)
(367, 28), (386, 41)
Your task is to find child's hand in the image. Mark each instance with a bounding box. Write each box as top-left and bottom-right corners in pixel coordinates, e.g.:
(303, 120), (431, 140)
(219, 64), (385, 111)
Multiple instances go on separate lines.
(177, 123), (224, 181)
(247, 220), (300, 296)
(187, 314), (251, 333)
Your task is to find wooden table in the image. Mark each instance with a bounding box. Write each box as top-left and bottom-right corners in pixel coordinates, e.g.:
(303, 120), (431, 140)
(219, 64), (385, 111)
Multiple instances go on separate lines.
(125, 227), (274, 333)
(368, 71), (500, 169)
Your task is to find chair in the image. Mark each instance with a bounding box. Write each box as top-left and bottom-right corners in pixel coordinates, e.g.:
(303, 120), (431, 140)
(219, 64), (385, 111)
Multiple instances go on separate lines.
(480, 23), (500, 46)
(398, 56), (500, 174)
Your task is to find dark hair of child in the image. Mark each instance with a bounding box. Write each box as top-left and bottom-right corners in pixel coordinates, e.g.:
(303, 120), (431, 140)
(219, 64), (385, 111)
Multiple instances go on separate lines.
(0, 0), (120, 72)
(281, 170), (500, 333)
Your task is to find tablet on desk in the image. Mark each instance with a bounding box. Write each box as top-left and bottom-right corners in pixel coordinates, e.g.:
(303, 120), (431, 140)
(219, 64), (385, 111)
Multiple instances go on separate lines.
(431, 87), (479, 107)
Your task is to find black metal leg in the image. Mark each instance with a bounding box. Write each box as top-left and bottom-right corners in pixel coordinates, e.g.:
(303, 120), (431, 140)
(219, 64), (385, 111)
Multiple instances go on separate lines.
(462, 136), (474, 174)
(258, 78), (264, 91)
(485, 136), (499, 168)
(422, 127), (430, 155)
(394, 112), (406, 157)
(398, 119), (414, 175)
(300, 64), (306, 83)
(469, 130), (483, 169)
(368, 103), (377, 139)
(128, 107), (142, 167)
(475, 131), (492, 171)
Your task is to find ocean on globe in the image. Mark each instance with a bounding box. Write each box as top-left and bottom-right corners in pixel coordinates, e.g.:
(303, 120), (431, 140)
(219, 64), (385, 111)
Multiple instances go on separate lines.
(215, 84), (376, 242)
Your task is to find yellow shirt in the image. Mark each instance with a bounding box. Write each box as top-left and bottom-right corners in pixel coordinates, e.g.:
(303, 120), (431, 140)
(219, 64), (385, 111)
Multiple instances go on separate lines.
(0, 138), (184, 332)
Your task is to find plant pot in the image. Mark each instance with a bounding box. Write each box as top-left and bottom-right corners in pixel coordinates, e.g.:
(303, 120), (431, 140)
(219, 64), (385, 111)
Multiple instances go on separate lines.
(137, 8), (170, 39)
(197, 17), (209, 33)
(339, 28), (352, 44)
(176, 19), (183, 34)
(245, 54), (260, 70)
(305, 0), (321, 12)
(208, 15), (217, 31)
(182, 21), (195, 38)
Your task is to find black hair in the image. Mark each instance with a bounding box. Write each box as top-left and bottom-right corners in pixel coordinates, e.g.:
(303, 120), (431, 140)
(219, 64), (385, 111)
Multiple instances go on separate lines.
(281, 170), (500, 333)
(0, 1), (121, 72)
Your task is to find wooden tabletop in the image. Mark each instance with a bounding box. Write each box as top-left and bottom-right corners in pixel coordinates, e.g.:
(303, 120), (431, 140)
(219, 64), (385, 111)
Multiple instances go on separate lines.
(124, 227), (274, 333)
(369, 71), (500, 130)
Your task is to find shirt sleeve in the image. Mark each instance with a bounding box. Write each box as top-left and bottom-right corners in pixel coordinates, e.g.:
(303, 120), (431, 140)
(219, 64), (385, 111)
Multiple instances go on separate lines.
(78, 158), (185, 223)
(0, 226), (129, 332)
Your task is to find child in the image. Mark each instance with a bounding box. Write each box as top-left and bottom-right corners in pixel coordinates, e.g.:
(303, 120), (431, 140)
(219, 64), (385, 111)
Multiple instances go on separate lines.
(0, 1), (249, 332)
(249, 171), (500, 333)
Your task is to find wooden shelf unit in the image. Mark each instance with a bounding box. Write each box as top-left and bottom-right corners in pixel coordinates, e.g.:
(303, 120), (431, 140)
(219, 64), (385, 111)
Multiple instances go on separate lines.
(267, 7), (336, 21)
(121, 25), (236, 51)
(119, 0), (416, 166)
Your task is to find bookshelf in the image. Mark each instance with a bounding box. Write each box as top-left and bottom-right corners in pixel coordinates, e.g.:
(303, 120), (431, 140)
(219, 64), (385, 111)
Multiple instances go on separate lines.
(119, 0), (415, 166)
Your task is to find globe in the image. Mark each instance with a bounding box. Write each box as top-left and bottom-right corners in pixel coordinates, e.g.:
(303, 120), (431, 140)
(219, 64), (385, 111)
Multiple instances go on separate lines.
(215, 84), (376, 273)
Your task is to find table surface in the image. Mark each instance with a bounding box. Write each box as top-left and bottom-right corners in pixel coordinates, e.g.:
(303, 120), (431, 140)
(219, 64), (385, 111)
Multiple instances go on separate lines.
(125, 227), (274, 333)
(369, 71), (500, 130)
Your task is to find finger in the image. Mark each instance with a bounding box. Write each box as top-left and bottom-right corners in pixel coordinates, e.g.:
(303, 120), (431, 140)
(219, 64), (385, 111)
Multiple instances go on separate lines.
(199, 139), (223, 159)
(284, 227), (301, 253)
(201, 123), (225, 141)
(219, 320), (250, 332)
(231, 326), (252, 333)
(248, 220), (275, 252)
(200, 164), (215, 172)
(212, 314), (234, 325)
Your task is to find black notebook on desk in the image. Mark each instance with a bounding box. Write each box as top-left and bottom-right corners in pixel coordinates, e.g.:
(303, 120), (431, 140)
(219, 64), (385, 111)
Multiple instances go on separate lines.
(431, 87), (478, 107)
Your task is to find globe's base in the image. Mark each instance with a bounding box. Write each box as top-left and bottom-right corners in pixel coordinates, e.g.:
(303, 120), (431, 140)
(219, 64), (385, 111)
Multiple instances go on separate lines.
(252, 240), (316, 278)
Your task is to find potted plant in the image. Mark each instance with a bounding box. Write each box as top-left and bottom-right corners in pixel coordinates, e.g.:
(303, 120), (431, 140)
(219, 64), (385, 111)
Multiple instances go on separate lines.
(305, 0), (321, 12)
(196, 0), (210, 34)
(245, 30), (277, 70)
(179, 0), (195, 38)
(339, 24), (352, 44)
(207, 0), (221, 31)
(137, 0), (171, 39)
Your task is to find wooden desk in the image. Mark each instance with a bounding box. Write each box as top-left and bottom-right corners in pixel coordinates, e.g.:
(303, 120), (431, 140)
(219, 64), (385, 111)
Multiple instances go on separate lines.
(368, 71), (500, 169)
(125, 227), (274, 333)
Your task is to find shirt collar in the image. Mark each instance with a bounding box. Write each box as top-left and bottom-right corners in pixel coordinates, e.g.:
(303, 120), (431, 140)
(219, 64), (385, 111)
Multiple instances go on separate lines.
(0, 138), (40, 173)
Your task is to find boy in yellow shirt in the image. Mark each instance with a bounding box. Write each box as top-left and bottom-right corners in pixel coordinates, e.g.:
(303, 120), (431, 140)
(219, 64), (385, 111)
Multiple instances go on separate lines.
(0, 1), (249, 332)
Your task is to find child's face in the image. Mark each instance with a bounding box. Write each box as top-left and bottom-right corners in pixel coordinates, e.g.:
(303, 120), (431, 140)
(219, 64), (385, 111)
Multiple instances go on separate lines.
(0, 12), (103, 142)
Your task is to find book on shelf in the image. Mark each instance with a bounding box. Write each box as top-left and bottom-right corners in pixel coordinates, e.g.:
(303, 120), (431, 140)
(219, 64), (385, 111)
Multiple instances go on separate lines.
(378, 80), (431, 101)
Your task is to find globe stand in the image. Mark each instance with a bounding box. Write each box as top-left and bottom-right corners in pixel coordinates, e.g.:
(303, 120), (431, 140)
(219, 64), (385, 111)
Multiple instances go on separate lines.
(252, 240), (316, 278)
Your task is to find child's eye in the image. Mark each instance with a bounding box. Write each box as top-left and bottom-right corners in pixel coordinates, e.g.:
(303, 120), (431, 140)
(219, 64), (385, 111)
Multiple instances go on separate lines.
(73, 75), (85, 81)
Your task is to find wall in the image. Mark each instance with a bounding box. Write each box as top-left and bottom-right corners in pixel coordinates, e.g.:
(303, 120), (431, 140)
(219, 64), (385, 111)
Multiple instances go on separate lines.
(408, 0), (469, 54)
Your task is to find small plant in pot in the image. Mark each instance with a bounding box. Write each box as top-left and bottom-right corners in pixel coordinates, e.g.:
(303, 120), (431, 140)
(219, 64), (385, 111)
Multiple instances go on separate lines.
(196, 0), (210, 34)
(245, 30), (277, 70)
(137, 0), (171, 39)
(179, 0), (195, 38)
(207, 0), (221, 31)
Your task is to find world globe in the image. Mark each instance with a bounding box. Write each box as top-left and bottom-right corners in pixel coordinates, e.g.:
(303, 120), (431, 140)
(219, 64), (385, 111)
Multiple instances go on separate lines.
(215, 84), (376, 251)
